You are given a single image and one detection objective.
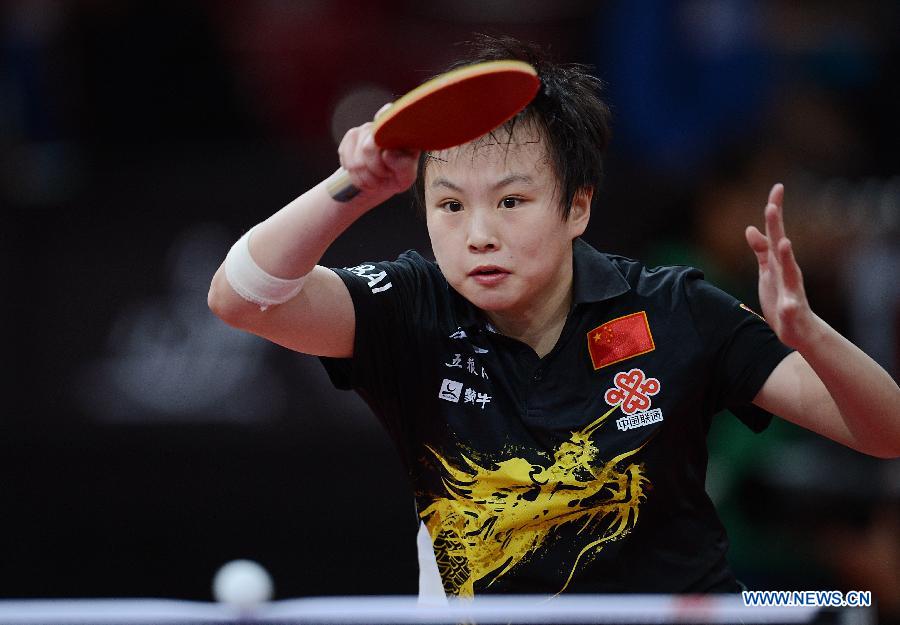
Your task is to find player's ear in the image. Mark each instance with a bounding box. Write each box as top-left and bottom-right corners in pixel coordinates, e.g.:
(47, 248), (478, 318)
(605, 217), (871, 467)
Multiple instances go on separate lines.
(567, 186), (592, 236)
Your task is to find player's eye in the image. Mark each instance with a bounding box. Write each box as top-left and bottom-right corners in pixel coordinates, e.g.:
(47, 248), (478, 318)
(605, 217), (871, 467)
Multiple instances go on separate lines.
(441, 200), (463, 213)
(500, 197), (522, 209)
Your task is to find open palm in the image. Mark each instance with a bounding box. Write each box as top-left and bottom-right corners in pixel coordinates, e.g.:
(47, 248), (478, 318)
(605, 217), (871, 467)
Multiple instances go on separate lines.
(744, 184), (816, 350)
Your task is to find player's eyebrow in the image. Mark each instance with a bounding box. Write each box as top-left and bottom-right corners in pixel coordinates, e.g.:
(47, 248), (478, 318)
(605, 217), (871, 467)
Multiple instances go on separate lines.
(431, 177), (463, 191)
(430, 173), (535, 192)
(492, 173), (534, 190)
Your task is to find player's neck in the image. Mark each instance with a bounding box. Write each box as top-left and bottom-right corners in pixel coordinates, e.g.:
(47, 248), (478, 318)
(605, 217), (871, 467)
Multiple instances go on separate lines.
(486, 264), (574, 359)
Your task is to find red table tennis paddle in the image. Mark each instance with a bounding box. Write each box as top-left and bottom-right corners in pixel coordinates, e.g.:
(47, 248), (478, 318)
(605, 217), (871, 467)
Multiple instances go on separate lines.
(327, 59), (540, 202)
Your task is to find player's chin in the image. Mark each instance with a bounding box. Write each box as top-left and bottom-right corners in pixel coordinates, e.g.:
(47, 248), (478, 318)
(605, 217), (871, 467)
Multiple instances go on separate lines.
(460, 284), (520, 313)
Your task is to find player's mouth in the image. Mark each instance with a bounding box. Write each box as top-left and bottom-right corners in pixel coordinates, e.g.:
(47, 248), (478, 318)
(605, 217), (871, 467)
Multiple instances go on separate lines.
(468, 265), (510, 285)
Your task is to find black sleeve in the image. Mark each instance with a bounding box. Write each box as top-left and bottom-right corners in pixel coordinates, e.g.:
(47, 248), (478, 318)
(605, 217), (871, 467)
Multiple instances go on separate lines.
(683, 272), (794, 432)
(318, 251), (439, 431)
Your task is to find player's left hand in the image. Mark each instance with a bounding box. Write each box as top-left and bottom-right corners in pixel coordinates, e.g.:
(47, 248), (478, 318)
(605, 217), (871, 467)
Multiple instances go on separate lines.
(745, 183), (818, 350)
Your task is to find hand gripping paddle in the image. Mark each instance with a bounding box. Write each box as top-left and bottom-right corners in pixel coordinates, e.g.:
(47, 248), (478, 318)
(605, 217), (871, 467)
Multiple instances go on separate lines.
(327, 59), (540, 202)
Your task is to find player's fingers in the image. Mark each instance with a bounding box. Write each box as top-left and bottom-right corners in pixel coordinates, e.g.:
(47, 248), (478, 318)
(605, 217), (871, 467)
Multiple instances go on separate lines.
(768, 182), (784, 207)
(745, 225), (768, 253)
(777, 237), (804, 293)
(341, 129), (389, 187)
(347, 165), (388, 192)
(383, 150), (420, 189)
(764, 186), (787, 245)
(344, 132), (388, 191)
(760, 203), (788, 290)
(339, 122), (377, 170)
(374, 102), (394, 120)
(382, 149), (420, 182)
(355, 132), (393, 180)
(340, 122), (372, 152)
(745, 225), (770, 267)
(337, 126), (362, 170)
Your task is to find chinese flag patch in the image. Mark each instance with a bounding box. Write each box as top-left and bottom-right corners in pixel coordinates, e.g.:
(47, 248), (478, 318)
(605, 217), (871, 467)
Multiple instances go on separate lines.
(587, 311), (655, 370)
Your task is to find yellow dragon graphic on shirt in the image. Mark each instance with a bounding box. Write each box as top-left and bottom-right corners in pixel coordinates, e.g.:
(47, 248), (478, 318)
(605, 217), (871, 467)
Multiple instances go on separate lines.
(419, 404), (650, 597)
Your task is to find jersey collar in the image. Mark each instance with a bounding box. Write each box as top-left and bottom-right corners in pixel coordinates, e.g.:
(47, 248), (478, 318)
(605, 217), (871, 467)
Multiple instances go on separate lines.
(571, 238), (631, 305)
(447, 238), (631, 331)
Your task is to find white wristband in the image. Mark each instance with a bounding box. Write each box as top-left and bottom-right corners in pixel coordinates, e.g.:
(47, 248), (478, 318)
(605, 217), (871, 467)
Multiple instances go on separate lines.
(224, 225), (307, 311)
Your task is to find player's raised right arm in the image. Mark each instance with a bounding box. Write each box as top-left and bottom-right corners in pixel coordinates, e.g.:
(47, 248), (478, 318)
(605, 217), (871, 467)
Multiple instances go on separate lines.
(207, 122), (419, 358)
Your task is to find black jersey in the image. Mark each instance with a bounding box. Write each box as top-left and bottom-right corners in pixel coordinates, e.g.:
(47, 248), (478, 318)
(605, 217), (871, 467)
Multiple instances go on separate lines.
(320, 238), (792, 596)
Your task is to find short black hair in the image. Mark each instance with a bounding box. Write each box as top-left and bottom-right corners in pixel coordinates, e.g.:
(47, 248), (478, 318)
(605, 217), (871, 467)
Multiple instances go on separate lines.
(412, 34), (612, 220)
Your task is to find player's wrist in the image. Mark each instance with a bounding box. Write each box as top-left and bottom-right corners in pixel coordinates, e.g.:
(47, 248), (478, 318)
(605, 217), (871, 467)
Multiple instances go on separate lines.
(323, 167), (401, 210)
(783, 309), (828, 352)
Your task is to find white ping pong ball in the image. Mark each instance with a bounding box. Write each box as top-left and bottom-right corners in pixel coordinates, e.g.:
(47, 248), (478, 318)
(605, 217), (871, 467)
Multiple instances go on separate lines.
(212, 559), (274, 608)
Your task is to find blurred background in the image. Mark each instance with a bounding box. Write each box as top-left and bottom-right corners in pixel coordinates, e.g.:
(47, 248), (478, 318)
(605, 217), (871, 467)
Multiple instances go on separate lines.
(2, 0), (898, 621)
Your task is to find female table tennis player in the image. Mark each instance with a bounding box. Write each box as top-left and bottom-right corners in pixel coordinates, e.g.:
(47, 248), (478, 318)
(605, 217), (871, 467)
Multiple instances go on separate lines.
(208, 36), (900, 596)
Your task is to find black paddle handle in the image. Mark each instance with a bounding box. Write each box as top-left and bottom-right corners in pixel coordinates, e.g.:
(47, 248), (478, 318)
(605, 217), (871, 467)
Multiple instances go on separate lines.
(325, 168), (361, 202)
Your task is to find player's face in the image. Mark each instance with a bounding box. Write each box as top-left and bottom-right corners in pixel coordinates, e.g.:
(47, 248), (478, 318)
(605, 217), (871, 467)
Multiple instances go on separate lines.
(424, 129), (589, 320)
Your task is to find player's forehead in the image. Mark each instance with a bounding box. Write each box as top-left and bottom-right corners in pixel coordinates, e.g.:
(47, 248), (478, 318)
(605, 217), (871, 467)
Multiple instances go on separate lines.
(423, 122), (553, 191)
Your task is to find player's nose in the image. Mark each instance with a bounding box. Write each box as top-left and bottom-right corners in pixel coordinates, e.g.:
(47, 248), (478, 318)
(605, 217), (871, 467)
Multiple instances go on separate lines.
(466, 207), (499, 251)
